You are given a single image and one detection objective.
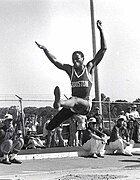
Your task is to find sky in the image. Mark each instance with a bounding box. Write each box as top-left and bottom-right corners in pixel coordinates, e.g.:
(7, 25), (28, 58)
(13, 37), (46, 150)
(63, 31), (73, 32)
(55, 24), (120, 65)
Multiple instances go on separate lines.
(0, 0), (140, 107)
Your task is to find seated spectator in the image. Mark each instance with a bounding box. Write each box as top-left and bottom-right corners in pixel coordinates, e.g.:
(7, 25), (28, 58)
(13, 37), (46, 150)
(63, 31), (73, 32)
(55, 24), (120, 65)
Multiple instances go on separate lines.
(24, 114), (45, 149)
(0, 114), (24, 165)
(24, 130), (45, 149)
(82, 117), (107, 158)
(109, 117), (134, 156)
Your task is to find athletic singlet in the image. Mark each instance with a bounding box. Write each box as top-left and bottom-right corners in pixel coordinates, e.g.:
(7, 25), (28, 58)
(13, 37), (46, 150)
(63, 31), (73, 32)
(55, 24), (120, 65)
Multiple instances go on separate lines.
(71, 66), (93, 99)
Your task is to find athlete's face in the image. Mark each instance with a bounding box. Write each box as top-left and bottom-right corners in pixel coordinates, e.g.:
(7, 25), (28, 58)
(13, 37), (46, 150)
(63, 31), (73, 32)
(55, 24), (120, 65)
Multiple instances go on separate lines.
(72, 53), (84, 69)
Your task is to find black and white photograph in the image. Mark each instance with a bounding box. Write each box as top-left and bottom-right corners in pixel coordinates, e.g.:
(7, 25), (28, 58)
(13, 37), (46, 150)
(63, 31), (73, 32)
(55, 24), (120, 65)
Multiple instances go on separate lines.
(0, 0), (140, 179)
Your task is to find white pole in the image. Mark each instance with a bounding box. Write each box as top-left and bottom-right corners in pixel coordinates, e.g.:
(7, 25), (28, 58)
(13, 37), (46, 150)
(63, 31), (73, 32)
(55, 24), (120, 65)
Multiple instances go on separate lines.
(90, 0), (102, 113)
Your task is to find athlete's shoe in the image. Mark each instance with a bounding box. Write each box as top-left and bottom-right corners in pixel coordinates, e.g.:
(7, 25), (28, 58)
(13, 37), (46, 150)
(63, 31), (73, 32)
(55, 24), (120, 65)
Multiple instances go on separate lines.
(97, 153), (104, 158)
(92, 153), (98, 158)
(1, 158), (11, 165)
(53, 86), (61, 109)
(10, 158), (22, 164)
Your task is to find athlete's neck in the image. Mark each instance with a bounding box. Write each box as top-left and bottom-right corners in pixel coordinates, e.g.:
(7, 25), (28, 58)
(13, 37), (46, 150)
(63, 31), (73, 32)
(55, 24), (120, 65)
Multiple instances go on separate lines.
(74, 65), (85, 75)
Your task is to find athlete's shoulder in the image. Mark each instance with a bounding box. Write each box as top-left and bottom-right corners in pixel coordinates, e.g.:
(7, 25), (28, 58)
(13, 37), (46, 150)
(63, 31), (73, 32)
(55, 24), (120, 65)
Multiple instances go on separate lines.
(63, 64), (72, 69)
(86, 62), (95, 74)
(63, 64), (72, 76)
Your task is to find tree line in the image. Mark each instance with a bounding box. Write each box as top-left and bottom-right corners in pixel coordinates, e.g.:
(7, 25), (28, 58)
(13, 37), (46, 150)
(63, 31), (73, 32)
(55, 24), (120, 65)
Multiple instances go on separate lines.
(0, 93), (140, 121)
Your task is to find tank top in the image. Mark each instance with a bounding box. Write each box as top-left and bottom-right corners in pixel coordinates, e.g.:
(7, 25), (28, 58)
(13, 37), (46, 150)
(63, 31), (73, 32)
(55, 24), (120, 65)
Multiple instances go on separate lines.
(71, 66), (93, 99)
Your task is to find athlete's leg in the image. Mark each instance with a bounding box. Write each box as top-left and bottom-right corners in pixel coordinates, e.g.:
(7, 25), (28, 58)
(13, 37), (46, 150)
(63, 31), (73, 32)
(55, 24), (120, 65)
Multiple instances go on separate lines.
(60, 97), (88, 107)
(47, 108), (76, 130)
(60, 97), (91, 115)
(53, 86), (91, 115)
(53, 86), (76, 109)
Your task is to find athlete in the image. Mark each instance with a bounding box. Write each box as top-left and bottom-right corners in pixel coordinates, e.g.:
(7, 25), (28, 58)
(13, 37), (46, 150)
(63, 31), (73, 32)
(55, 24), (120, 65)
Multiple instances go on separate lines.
(35, 20), (107, 131)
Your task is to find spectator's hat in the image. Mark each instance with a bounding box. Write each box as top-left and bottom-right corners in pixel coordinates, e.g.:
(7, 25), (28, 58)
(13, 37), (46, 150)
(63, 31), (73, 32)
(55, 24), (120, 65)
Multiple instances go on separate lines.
(117, 116), (125, 122)
(118, 115), (125, 119)
(88, 117), (96, 123)
(132, 104), (137, 108)
(4, 114), (13, 121)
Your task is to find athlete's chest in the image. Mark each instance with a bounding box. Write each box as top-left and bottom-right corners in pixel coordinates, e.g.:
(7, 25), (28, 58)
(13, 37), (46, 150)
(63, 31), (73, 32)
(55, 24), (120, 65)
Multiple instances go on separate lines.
(72, 67), (88, 80)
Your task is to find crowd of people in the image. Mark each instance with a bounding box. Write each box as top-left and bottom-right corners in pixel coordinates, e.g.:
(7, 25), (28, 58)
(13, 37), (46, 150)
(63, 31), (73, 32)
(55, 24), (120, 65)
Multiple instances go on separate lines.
(0, 103), (140, 164)
(82, 104), (140, 158)
(116, 105), (140, 144)
(41, 103), (140, 158)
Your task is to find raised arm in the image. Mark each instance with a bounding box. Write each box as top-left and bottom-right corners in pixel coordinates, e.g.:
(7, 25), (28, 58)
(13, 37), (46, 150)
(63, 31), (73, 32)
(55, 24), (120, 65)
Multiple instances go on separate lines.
(35, 41), (66, 70)
(87, 20), (107, 73)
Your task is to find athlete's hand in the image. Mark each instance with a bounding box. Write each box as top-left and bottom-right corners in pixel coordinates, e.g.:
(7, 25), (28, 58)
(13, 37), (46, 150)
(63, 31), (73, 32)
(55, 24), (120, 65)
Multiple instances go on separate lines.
(35, 41), (47, 50)
(97, 20), (103, 30)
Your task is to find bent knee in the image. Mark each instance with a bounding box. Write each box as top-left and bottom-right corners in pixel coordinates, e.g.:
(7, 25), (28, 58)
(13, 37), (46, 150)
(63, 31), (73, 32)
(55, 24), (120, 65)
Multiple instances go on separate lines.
(5, 139), (13, 146)
(17, 138), (24, 146)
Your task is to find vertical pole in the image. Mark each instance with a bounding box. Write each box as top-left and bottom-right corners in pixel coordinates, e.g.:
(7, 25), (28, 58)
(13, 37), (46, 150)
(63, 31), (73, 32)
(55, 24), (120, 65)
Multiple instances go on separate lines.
(108, 102), (111, 132)
(90, 0), (102, 113)
(15, 95), (25, 137)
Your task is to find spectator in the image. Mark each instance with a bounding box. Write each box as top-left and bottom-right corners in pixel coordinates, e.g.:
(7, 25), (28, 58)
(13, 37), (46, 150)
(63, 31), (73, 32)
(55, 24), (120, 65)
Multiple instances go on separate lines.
(109, 117), (134, 156)
(119, 111), (127, 122)
(93, 107), (103, 131)
(119, 121), (129, 142)
(125, 107), (132, 124)
(0, 114), (24, 164)
(55, 124), (65, 147)
(130, 104), (140, 143)
(125, 107), (135, 140)
(130, 105), (140, 118)
(24, 130), (45, 149)
(25, 114), (39, 134)
(118, 111), (128, 130)
(68, 116), (77, 146)
(75, 115), (87, 146)
(24, 115), (45, 149)
(43, 119), (56, 148)
(125, 107), (132, 121)
(43, 115), (64, 148)
(82, 117), (107, 158)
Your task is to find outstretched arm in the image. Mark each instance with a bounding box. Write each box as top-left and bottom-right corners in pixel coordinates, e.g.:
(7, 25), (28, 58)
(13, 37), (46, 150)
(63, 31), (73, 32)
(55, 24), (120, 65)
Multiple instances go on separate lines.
(89, 131), (105, 142)
(35, 41), (66, 70)
(87, 20), (107, 73)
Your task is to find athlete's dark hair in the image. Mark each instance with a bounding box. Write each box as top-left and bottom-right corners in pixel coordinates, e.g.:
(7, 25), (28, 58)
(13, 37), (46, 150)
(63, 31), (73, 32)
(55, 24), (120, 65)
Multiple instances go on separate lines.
(72, 51), (84, 59)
